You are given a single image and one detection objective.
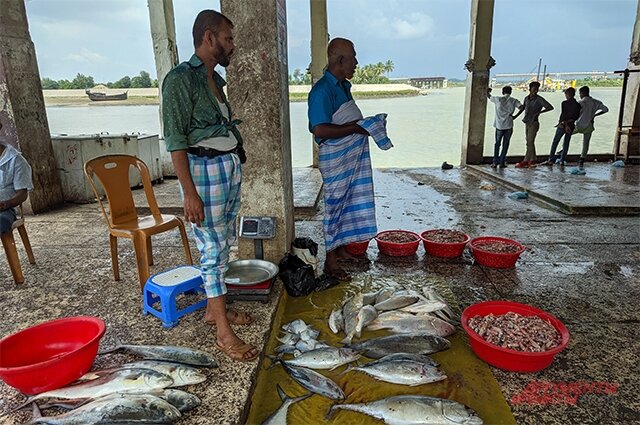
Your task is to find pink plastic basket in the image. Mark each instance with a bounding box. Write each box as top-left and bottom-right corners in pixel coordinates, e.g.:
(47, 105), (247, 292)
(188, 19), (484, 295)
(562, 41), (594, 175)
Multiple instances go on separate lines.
(470, 236), (525, 268)
(421, 229), (471, 258)
(375, 230), (421, 257)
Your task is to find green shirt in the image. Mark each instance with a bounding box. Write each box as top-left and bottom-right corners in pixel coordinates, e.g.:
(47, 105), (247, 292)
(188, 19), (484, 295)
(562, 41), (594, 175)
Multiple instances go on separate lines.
(161, 54), (243, 152)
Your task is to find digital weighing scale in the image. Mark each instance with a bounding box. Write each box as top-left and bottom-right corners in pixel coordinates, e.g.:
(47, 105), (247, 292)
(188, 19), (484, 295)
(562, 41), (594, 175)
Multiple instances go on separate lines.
(225, 216), (278, 303)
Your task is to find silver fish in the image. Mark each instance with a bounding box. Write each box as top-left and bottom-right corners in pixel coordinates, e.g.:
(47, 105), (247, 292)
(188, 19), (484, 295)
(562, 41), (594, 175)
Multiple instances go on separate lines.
(367, 313), (456, 337)
(99, 339), (218, 368)
(328, 395), (483, 425)
(153, 389), (201, 413)
(362, 291), (378, 305)
(346, 333), (451, 359)
(282, 319), (310, 334)
(423, 288), (457, 323)
(340, 293), (364, 344)
(354, 305), (378, 338)
(78, 360), (207, 387)
(298, 328), (320, 341)
(346, 360), (447, 386)
(400, 299), (448, 314)
(279, 361), (345, 400)
(261, 384), (311, 425)
(277, 332), (299, 345)
(374, 288), (395, 304)
(14, 368), (173, 411)
(281, 347), (360, 370)
(28, 393), (181, 425)
(374, 294), (419, 311)
(275, 344), (298, 355)
(328, 308), (344, 334)
(367, 352), (439, 368)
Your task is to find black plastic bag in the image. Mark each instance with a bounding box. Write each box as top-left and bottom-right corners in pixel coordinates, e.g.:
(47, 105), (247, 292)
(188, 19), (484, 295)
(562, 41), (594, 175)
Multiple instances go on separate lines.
(278, 253), (316, 297)
(292, 237), (318, 257)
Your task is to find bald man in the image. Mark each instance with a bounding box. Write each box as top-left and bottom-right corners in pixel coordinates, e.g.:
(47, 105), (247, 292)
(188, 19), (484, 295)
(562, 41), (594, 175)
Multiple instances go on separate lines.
(307, 38), (377, 281)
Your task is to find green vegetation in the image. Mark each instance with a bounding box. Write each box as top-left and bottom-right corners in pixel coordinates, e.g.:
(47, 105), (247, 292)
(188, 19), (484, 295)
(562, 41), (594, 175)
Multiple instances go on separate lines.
(289, 60), (395, 85)
(575, 78), (623, 88)
(41, 71), (158, 90)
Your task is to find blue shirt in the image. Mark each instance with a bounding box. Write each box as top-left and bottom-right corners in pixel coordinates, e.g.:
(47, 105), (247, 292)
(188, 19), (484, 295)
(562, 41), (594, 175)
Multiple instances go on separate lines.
(0, 143), (33, 209)
(307, 71), (353, 142)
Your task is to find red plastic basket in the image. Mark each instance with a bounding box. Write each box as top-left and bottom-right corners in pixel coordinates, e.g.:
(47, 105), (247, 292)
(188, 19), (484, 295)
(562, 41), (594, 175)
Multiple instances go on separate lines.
(0, 316), (106, 394)
(469, 236), (525, 268)
(375, 230), (421, 257)
(345, 239), (370, 256)
(461, 301), (570, 372)
(420, 229), (471, 258)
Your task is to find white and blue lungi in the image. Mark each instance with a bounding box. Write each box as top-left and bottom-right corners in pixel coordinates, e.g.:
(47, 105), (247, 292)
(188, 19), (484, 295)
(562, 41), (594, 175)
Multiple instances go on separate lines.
(186, 152), (242, 297)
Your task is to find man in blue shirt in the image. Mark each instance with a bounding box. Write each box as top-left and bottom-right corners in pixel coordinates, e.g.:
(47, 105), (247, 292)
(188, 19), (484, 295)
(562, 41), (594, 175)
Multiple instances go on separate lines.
(307, 38), (373, 281)
(0, 120), (33, 234)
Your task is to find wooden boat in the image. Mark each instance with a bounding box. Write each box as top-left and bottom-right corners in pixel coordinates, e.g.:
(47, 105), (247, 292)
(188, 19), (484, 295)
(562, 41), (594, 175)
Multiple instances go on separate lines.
(85, 89), (128, 101)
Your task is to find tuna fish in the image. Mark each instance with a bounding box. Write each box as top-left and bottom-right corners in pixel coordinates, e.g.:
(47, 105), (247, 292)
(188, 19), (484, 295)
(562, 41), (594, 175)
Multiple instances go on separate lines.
(345, 360), (447, 386)
(279, 347), (360, 370)
(328, 395), (483, 425)
(98, 339), (218, 368)
(278, 361), (345, 400)
(78, 361), (207, 387)
(367, 352), (439, 368)
(28, 393), (181, 424)
(261, 384), (311, 425)
(346, 333), (451, 359)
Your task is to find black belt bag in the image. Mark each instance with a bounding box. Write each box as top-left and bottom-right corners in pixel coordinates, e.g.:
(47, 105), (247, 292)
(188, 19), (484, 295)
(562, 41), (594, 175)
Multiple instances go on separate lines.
(187, 145), (238, 159)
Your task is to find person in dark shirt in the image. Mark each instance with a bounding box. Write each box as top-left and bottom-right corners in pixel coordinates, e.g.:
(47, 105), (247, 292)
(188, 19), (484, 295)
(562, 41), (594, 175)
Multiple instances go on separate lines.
(541, 87), (581, 166)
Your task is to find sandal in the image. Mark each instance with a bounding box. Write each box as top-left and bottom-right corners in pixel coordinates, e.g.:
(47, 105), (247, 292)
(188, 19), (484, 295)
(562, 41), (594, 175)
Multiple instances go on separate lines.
(215, 341), (259, 362)
(323, 266), (352, 282)
(205, 309), (255, 326)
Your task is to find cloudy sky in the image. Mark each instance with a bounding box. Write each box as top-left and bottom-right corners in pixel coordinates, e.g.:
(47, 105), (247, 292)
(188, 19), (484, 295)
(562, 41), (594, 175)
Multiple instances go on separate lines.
(25, 0), (637, 83)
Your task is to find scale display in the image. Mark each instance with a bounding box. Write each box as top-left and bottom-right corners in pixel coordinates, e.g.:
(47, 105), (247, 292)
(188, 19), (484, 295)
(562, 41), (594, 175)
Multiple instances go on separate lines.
(239, 216), (276, 239)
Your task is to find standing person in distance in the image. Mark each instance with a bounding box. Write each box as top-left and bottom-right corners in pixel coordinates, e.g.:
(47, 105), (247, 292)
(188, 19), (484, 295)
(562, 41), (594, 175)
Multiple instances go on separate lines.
(574, 86), (609, 169)
(514, 81), (554, 168)
(162, 10), (258, 362)
(540, 86), (581, 166)
(487, 86), (523, 168)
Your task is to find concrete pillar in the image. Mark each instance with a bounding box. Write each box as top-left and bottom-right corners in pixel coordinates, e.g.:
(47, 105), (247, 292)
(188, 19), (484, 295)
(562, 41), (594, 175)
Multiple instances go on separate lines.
(147, 0), (179, 175)
(461, 0), (495, 165)
(618, 0), (640, 159)
(309, 0), (328, 168)
(220, 0), (295, 262)
(0, 0), (63, 213)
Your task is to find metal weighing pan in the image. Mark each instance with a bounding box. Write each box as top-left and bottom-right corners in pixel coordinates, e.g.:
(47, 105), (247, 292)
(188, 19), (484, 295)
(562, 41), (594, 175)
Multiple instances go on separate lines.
(224, 259), (279, 286)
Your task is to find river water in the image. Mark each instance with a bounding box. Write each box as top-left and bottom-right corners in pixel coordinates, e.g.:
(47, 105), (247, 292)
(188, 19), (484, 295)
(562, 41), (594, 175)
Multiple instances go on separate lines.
(46, 87), (622, 167)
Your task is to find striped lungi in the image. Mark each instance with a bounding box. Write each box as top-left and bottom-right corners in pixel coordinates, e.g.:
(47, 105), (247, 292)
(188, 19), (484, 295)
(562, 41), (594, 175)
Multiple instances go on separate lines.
(186, 152), (242, 298)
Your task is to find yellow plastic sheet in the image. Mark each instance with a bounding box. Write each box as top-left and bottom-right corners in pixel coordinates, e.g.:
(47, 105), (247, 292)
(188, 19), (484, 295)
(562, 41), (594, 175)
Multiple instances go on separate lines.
(245, 275), (516, 425)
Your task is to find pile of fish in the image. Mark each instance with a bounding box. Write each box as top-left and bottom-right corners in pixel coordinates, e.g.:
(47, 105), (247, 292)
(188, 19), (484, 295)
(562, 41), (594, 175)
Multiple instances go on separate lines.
(264, 286), (484, 424)
(8, 340), (217, 424)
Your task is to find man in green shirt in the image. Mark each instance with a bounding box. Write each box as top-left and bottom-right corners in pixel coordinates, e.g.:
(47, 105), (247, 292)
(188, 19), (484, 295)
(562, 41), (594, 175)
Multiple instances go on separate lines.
(162, 10), (257, 362)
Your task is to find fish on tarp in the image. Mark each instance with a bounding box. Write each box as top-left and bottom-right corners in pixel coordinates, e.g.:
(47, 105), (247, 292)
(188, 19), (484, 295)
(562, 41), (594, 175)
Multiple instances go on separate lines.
(28, 392), (181, 425)
(261, 384), (311, 425)
(277, 360), (345, 400)
(340, 293), (364, 344)
(328, 308), (344, 334)
(78, 361), (207, 387)
(282, 319), (311, 334)
(374, 288), (395, 305)
(423, 288), (457, 323)
(399, 299), (448, 315)
(277, 347), (360, 370)
(277, 332), (300, 346)
(366, 352), (439, 368)
(344, 360), (447, 386)
(354, 305), (378, 338)
(98, 338), (218, 368)
(373, 294), (420, 312)
(367, 313), (456, 337)
(327, 395), (483, 425)
(346, 333), (451, 359)
(11, 368), (174, 413)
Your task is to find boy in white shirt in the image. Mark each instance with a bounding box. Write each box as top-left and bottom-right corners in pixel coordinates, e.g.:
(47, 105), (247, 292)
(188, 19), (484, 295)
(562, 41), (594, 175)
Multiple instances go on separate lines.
(575, 86), (609, 169)
(488, 86), (524, 168)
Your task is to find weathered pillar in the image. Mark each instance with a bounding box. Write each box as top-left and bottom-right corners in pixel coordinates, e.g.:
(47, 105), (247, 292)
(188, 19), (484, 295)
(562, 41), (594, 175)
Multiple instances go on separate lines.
(0, 0), (63, 213)
(309, 0), (328, 168)
(461, 0), (495, 165)
(618, 0), (640, 159)
(147, 0), (179, 175)
(220, 0), (295, 262)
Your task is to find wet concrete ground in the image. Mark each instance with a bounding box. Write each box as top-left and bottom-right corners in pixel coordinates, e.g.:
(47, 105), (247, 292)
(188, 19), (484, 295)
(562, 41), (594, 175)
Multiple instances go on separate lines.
(0, 164), (638, 424)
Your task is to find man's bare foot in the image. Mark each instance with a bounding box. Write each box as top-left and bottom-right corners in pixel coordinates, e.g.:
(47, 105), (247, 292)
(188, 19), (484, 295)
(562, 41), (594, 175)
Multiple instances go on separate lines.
(216, 334), (259, 361)
(205, 309), (254, 326)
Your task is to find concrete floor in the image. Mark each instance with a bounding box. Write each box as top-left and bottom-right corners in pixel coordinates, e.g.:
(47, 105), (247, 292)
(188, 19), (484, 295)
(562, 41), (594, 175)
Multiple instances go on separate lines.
(0, 164), (638, 425)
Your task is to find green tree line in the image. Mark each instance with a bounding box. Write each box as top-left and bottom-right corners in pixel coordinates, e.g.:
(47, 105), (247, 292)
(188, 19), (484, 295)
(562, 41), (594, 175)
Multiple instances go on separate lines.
(41, 71), (157, 90)
(289, 60), (395, 85)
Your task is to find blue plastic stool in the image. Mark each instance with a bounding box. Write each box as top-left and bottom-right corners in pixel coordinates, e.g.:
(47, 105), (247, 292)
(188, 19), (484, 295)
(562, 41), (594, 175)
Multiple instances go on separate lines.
(143, 265), (208, 328)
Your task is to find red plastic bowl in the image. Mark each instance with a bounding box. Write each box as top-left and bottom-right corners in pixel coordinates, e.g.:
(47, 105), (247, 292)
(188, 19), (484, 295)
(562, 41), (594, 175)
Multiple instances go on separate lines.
(421, 229), (471, 258)
(461, 301), (569, 372)
(345, 239), (370, 256)
(375, 230), (421, 257)
(0, 316), (106, 394)
(469, 236), (525, 268)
